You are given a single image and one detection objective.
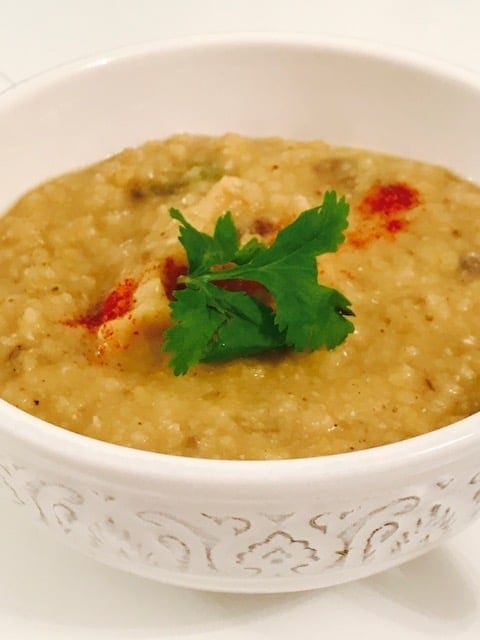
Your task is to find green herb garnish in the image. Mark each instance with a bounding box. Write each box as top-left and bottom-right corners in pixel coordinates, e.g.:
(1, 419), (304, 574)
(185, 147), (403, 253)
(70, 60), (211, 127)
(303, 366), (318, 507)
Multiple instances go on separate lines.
(163, 191), (354, 375)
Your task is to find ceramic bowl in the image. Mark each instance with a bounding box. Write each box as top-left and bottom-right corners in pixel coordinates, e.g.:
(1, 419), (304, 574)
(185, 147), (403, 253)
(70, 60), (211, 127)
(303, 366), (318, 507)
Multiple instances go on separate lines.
(0, 35), (479, 593)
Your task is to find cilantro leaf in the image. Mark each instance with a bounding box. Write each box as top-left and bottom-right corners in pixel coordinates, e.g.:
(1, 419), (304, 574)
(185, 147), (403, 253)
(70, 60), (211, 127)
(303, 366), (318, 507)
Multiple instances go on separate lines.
(211, 193), (353, 350)
(261, 191), (349, 261)
(234, 236), (268, 264)
(200, 285), (286, 362)
(163, 284), (225, 375)
(169, 208), (239, 275)
(212, 211), (239, 258)
(163, 192), (354, 374)
(164, 282), (286, 373)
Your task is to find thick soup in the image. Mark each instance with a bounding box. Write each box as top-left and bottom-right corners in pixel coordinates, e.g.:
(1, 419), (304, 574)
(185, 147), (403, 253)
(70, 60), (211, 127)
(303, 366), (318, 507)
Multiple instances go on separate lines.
(0, 134), (479, 459)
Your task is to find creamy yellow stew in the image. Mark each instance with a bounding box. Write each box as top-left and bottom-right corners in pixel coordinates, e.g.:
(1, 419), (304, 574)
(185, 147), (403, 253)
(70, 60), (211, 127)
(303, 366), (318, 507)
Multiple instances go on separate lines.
(0, 134), (479, 459)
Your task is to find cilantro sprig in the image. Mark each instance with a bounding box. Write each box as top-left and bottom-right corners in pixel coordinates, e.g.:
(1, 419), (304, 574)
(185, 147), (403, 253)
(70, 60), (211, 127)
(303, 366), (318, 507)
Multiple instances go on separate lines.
(163, 191), (354, 375)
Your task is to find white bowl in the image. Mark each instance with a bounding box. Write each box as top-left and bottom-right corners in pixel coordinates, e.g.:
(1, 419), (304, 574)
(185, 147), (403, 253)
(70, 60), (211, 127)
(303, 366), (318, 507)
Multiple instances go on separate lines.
(0, 35), (479, 593)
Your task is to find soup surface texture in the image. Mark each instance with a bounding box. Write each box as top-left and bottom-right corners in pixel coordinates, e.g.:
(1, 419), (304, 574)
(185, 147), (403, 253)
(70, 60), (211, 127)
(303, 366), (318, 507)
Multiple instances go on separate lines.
(1, 134), (479, 459)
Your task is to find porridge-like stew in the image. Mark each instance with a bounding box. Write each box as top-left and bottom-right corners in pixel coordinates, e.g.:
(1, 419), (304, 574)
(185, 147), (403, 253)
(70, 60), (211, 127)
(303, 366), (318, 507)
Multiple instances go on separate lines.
(0, 134), (479, 459)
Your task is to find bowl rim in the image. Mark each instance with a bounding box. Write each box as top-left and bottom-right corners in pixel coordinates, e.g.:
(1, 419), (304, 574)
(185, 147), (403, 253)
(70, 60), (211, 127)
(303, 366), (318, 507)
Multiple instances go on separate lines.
(2, 31), (480, 110)
(1, 32), (479, 487)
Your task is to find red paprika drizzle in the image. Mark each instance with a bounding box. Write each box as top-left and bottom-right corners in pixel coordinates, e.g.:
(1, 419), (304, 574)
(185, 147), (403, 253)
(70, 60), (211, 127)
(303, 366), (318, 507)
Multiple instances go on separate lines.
(67, 278), (137, 332)
(349, 182), (420, 248)
(362, 182), (419, 216)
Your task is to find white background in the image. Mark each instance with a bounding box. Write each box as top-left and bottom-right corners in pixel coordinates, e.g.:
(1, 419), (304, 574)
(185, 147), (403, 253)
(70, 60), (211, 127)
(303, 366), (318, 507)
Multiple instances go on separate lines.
(1, 1), (480, 638)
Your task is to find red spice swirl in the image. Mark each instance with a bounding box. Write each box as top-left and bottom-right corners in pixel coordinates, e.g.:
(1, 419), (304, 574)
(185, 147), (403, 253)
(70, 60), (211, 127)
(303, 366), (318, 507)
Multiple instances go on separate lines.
(349, 182), (420, 248)
(67, 278), (137, 332)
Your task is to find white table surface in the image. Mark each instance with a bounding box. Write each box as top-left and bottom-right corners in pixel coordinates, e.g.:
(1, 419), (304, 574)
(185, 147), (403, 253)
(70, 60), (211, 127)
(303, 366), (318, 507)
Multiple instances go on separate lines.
(1, 1), (480, 638)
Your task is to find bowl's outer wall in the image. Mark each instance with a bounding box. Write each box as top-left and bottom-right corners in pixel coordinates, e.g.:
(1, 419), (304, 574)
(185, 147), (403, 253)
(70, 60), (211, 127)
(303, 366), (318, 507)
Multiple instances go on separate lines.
(0, 37), (480, 592)
(1, 428), (479, 592)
